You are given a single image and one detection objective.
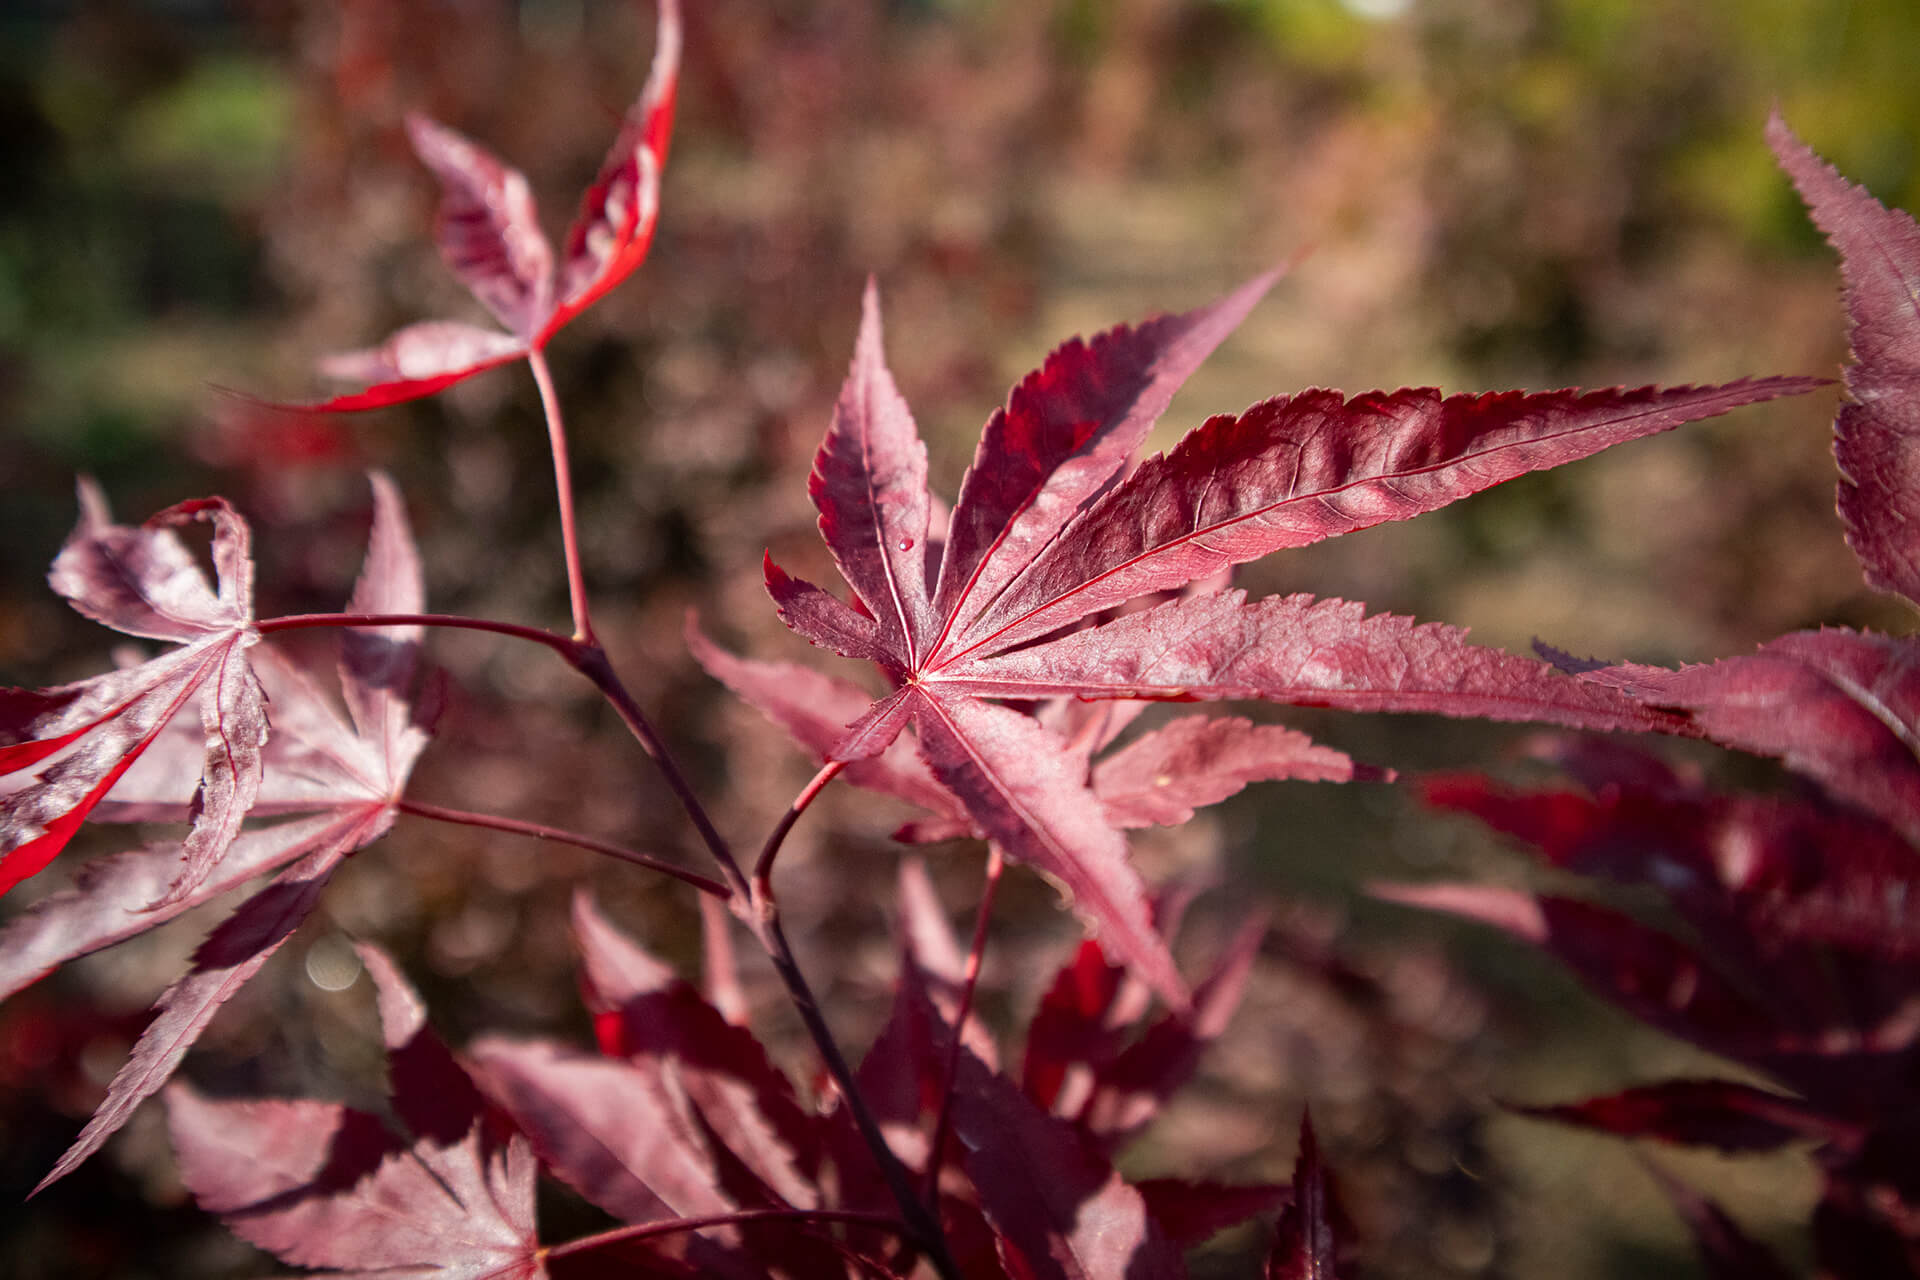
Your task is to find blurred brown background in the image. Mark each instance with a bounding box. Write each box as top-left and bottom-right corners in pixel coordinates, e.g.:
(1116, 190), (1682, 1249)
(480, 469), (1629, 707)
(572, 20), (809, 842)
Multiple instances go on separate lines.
(2, 0), (1916, 1276)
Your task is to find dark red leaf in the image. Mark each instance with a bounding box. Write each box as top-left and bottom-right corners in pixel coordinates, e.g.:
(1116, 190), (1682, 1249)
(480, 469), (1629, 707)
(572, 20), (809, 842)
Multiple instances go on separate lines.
(958, 379), (1820, 658)
(307, 322), (528, 411)
(764, 555), (899, 667)
(1022, 940), (1125, 1114)
(929, 271), (1283, 650)
(1079, 914), (1265, 1151)
(1405, 759), (1920, 1123)
(1586, 628), (1920, 842)
(1266, 1113), (1354, 1280)
(959, 591), (1695, 734)
(569, 892), (820, 1200)
(948, 1047), (1186, 1280)
(747, 277), (1811, 1024)
(1815, 1118), (1920, 1280)
(810, 279), (939, 661)
(1516, 1080), (1845, 1152)
(1769, 113), (1920, 610)
(685, 615), (957, 821)
(472, 1036), (739, 1228)
(910, 692), (1188, 1008)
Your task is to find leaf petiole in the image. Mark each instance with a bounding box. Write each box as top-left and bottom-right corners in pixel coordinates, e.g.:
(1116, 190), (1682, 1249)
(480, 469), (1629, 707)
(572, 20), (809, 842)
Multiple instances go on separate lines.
(526, 346), (597, 646)
(395, 798), (729, 897)
(258, 610), (576, 656)
(540, 1207), (910, 1263)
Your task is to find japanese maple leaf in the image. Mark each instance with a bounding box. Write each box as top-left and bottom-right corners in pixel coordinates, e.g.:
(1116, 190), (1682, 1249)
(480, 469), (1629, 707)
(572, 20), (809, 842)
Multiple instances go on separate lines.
(827, 863), (1286, 1275)
(1768, 111), (1920, 610)
(1266, 1113), (1356, 1280)
(470, 892), (837, 1277)
(12, 474), (434, 1193)
(1569, 120), (1920, 843)
(0, 483), (266, 902)
(166, 945), (543, 1279)
(301, 0), (679, 411)
(1382, 744), (1920, 1280)
(1389, 760), (1920, 1110)
(689, 618), (1371, 845)
(758, 276), (1818, 1004)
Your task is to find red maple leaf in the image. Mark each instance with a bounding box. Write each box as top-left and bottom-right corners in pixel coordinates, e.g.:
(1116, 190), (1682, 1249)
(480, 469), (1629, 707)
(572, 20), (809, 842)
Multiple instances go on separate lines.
(454, 873), (1284, 1279)
(1381, 738), (1920, 1279)
(734, 275), (1817, 1004)
(295, 0), (680, 412)
(1265, 1113), (1356, 1280)
(1, 483), (267, 901)
(9, 475), (435, 1193)
(1570, 118), (1920, 846)
(689, 619), (1374, 846)
(167, 945), (543, 1279)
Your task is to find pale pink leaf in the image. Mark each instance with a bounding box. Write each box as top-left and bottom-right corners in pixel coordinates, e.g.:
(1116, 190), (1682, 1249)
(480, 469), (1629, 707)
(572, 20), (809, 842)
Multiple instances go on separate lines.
(160, 633), (269, 906)
(4, 491), (266, 898)
(1370, 881), (1549, 943)
(48, 482), (248, 641)
(1, 644), (229, 894)
(34, 843), (344, 1194)
(0, 810), (382, 1002)
(167, 1085), (543, 1278)
(339, 473), (431, 794)
(167, 946), (542, 1277)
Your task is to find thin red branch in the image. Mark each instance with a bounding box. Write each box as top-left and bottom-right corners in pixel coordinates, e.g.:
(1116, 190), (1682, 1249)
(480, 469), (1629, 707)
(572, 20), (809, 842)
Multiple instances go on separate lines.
(565, 643), (750, 901)
(526, 346), (596, 646)
(741, 762), (959, 1280)
(395, 799), (729, 898)
(541, 1207), (909, 1262)
(258, 611), (574, 656)
(753, 759), (845, 896)
(922, 844), (1004, 1200)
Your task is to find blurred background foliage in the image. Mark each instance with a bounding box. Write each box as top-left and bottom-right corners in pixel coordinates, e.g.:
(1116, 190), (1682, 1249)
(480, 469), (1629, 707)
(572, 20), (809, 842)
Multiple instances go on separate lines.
(0, 1), (1914, 1277)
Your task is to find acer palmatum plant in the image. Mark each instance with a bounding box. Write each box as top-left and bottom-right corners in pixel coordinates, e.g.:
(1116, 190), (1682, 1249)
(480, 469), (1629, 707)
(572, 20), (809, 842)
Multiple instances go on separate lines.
(1381, 114), (1920, 1279)
(0, 0), (1853, 1271)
